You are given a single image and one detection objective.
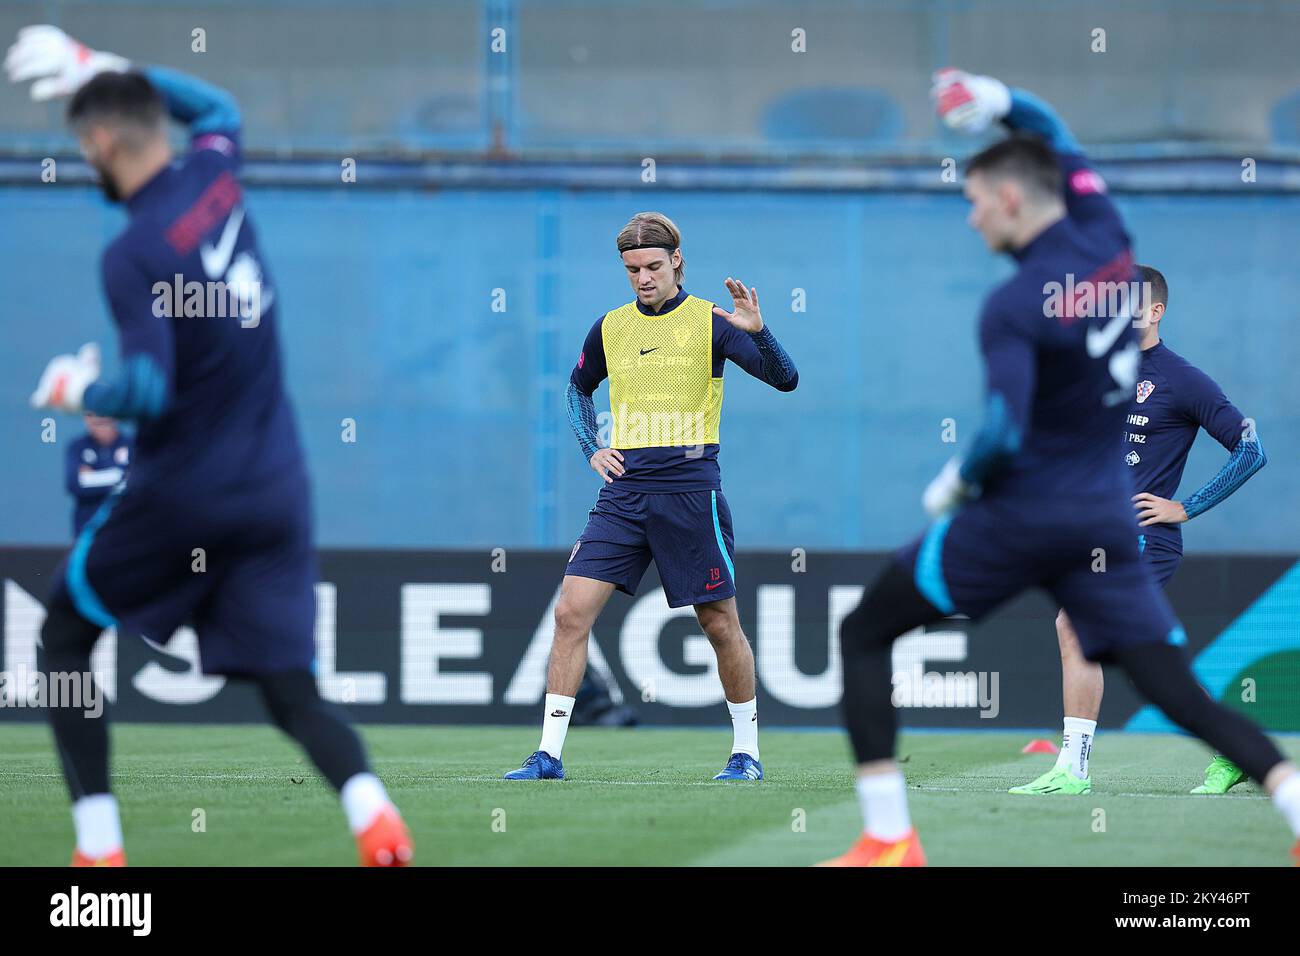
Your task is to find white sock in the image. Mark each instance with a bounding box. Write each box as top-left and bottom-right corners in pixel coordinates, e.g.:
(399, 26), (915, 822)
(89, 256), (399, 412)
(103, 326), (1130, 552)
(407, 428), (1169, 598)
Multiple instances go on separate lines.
(1055, 717), (1096, 780)
(856, 771), (912, 842)
(340, 773), (391, 834)
(1272, 773), (1300, 838)
(539, 693), (575, 759)
(726, 697), (759, 759)
(72, 794), (123, 858)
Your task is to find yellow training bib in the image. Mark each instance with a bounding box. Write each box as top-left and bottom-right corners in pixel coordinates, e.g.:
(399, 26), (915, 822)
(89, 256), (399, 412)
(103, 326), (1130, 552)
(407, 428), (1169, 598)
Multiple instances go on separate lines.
(601, 295), (721, 450)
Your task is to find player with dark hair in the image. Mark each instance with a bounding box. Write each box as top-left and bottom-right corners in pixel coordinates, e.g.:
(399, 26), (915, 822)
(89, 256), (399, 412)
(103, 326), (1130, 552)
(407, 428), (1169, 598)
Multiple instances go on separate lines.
(820, 70), (1300, 866)
(1011, 264), (1267, 798)
(502, 211), (798, 782)
(6, 25), (412, 866)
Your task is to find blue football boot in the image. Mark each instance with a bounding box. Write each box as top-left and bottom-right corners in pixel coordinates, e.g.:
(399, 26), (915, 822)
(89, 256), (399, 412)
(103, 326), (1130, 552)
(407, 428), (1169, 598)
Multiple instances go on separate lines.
(713, 752), (763, 781)
(503, 750), (565, 780)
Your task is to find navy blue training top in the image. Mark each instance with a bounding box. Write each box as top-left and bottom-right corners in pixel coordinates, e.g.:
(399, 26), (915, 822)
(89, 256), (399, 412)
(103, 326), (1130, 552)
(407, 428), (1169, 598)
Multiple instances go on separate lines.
(1124, 341), (1250, 550)
(959, 90), (1141, 513)
(65, 430), (132, 534)
(82, 67), (306, 501)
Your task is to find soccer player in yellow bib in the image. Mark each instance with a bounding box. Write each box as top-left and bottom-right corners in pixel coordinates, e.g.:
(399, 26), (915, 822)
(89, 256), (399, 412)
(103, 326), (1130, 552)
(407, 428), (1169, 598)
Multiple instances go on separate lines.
(504, 211), (799, 781)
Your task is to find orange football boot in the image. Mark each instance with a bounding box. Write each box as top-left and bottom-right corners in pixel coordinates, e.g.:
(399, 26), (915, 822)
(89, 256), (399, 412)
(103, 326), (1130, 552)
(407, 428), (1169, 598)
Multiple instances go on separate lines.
(817, 829), (927, 867)
(71, 848), (127, 867)
(356, 805), (414, 867)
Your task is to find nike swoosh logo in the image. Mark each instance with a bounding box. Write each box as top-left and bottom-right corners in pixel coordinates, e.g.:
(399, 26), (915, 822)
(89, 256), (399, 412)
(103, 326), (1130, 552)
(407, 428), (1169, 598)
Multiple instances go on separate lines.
(1085, 311), (1130, 358)
(200, 206), (245, 280)
(639, 347), (658, 356)
(705, 581), (725, 590)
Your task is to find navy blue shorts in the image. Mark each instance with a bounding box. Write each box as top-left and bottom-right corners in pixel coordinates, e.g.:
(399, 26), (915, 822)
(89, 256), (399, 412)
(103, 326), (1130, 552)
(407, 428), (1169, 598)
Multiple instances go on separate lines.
(896, 496), (1183, 662)
(51, 470), (317, 676)
(566, 484), (736, 608)
(1139, 533), (1182, 588)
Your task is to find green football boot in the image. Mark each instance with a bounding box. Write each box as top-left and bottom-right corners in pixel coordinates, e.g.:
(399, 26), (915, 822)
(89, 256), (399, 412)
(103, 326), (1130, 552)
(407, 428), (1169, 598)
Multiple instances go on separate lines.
(1009, 766), (1092, 795)
(1190, 756), (1245, 794)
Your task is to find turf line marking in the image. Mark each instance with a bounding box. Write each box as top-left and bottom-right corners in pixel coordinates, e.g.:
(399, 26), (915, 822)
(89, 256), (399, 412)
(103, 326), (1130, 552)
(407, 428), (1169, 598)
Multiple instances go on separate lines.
(0, 772), (1269, 799)
(911, 784), (1268, 800)
(0, 770), (797, 788)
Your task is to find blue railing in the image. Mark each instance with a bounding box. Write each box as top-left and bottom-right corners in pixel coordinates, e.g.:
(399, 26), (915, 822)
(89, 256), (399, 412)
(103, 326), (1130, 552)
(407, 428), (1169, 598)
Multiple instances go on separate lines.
(2, 0), (1299, 159)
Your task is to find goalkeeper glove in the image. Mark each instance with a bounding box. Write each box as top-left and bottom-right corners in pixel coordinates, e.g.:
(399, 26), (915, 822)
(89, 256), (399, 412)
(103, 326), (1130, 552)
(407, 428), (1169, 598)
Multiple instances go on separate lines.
(931, 68), (1011, 135)
(4, 25), (128, 101)
(922, 457), (972, 518)
(31, 343), (101, 413)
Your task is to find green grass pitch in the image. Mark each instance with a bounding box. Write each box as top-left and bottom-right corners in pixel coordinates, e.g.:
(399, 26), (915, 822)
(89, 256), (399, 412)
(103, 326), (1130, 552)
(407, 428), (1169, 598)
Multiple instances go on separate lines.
(1, 724), (1295, 866)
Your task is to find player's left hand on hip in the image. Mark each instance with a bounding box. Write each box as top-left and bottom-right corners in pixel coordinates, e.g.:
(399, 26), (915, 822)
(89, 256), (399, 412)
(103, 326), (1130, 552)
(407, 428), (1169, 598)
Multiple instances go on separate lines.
(4, 25), (128, 101)
(713, 277), (764, 332)
(1132, 492), (1188, 526)
(923, 457), (969, 517)
(31, 342), (100, 413)
(930, 68), (1011, 134)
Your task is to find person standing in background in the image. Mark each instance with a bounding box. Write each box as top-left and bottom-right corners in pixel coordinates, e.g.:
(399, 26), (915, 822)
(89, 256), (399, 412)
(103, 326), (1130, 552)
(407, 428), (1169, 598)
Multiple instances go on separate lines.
(66, 413), (132, 536)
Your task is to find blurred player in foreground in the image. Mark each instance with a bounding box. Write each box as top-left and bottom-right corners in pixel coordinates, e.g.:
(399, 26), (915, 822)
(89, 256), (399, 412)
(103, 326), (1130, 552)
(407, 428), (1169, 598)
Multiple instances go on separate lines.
(503, 211), (798, 781)
(1011, 265), (1266, 798)
(822, 70), (1300, 866)
(66, 414), (132, 536)
(7, 25), (412, 866)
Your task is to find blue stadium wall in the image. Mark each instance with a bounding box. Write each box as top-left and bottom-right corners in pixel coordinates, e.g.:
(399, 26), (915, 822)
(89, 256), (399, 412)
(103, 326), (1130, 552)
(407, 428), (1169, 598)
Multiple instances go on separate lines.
(3, 184), (1297, 552)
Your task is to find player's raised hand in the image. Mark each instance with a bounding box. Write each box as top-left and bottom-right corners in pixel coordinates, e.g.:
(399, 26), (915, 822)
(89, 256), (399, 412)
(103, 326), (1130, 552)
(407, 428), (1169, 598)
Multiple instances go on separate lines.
(590, 447), (625, 483)
(930, 68), (1011, 135)
(4, 25), (128, 101)
(922, 457), (970, 517)
(713, 278), (764, 333)
(30, 342), (101, 413)
(1132, 492), (1188, 527)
